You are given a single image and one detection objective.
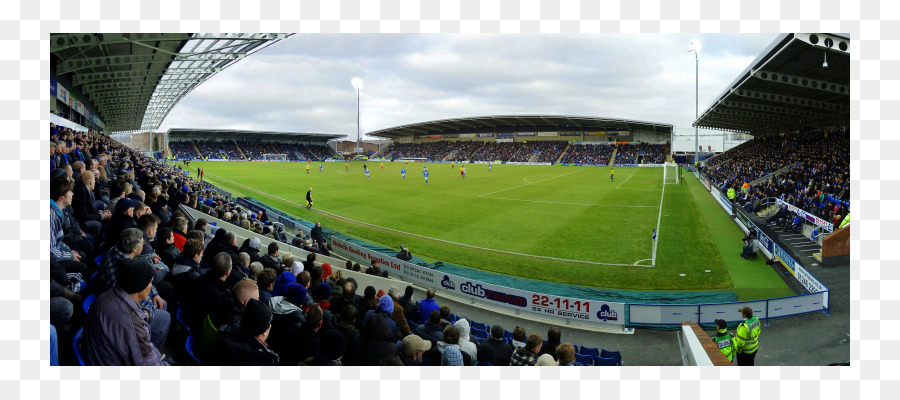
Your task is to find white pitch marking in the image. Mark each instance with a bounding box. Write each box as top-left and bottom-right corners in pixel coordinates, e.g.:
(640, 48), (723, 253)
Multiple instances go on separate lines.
(651, 169), (666, 267)
(478, 169), (584, 198)
(482, 196), (657, 207)
(614, 174), (634, 190)
(205, 172), (641, 267)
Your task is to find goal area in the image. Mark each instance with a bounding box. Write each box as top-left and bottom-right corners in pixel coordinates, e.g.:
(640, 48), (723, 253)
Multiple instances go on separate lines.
(664, 162), (680, 185)
(263, 153), (287, 161)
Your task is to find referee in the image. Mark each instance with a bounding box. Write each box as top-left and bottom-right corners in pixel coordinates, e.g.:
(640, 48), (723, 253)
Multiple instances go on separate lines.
(305, 187), (313, 210)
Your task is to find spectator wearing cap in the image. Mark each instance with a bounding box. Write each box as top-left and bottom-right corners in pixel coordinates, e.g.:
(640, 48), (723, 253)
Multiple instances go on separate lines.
(537, 326), (562, 362)
(400, 334), (432, 366)
(267, 283), (308, 364)
(510, 333), (543, 366)
(83, 258), (170, 366)
(417, 289), (440, 324)
(314, 328), (346, 366)
(396, 244), (412, 261)
(213, 298), (279, 366)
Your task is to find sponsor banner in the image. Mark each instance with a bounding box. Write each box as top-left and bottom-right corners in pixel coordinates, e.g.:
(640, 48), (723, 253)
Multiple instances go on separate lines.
(50, 79), (57, 97)
(76, 101), (84, 115)
(560, 132), (581, 136)
(56, 85), (67, 103)
(443, 134), (458, 138)
(516, 132), (535, 137)
(702, 178), (711, 191)
(478, 133), (494, 138)
(795, 264), (828, 294)
(712, 189), (733, 214)
(427, 135), (442, 139)
(755, 228), (775, 254)
(775, 198), (834, 232)
(585, 131), (604, 136)
(606, 132), (618, 137)
(505, 162), (552, 165)
(497, 132), (514, 137)
(495, 138), (513, 143)
(414, 135), (427, 139)
(537, 132), (558, 137)
(773, 244), (797, 276)
(637, 164), (664, 167)
(235, 197), (302, 233)
(330, 236), (625, 327)
(459, 133), (476, 138)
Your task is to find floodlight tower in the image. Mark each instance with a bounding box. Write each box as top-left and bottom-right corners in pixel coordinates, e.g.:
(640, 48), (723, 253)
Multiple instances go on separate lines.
(688, 39), (701, 166)
(351, 77), (364, 156)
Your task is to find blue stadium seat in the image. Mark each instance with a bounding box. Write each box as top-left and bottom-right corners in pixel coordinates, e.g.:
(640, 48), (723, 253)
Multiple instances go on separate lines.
(471, 328), (488, 341)
(449, 313), (458, 322)
(574, 353), (593, 366)
(185, 336), (202, 365)
(88, 271), (100, 291)
(470, 321), (488, 332)
(601, 349), (622, 366)
(504, 330), (513, 341)
(578, 346), (600, 358)
(82, 293), (97, 314)
(475, 361), (493, 366)
(593, 356), (618, 366)
(93, 255), (103, 268)
(73, 327), (85, 366)
(176, 308), (190, 336)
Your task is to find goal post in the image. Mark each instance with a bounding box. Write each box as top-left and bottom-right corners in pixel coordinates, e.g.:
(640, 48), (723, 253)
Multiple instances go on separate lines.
(664, 162), (679, 185)
(263, 153), (287, 162)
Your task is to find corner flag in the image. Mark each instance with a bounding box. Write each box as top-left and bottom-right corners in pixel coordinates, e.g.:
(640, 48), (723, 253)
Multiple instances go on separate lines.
(652, 229), (657, 240)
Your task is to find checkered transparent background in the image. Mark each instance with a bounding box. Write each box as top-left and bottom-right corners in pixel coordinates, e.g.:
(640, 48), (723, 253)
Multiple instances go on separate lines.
(6, 0), (890, 398)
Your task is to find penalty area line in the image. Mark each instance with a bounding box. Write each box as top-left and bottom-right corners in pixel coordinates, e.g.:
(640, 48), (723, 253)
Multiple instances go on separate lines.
(205, 172), (641, 268)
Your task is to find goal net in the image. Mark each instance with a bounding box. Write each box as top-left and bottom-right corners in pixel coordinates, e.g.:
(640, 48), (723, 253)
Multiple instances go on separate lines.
(664, 163), (679, 185)
(263, 154), (287, 162)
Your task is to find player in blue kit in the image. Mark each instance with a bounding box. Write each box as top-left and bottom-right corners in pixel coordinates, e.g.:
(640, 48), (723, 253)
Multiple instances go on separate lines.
(401, 167), (406, 180)
(424, 169), (429, 184)
(488, 162), (492, 172)
(319, 164), (324, 173)
(365, 166), (370, 179)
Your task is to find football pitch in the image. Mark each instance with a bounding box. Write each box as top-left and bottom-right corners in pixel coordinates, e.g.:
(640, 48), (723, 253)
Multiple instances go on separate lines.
(190, 160), (772, 294)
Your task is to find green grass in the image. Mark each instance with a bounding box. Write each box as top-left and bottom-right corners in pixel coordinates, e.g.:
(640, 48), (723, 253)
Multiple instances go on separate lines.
(191, 160), (737, 291)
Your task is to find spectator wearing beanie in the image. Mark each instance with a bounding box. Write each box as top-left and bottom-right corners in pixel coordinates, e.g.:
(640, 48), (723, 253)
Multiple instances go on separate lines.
(362, 295), (400, 342)
(478, 324), (515, 366)
(314, 328), (345, 366)
(213, 298), (279, 366)
(272, 270), (297, 297)
(267, 283), (307, 365)
(83, 258), (169, 366)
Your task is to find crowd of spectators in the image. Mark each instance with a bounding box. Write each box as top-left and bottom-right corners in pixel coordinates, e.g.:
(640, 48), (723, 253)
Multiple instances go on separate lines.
(508, 140), (568, 163)
(558, 143), (616, 165)
(614, 144), (669, 165)
(444, 141), (483, 162)
(707, 131), (850, 225)
(169, 141), (336, 161)
(50, 124), (619, 367)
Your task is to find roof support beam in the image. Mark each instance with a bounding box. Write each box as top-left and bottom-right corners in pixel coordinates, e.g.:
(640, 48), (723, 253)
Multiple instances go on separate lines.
(72, 67), (222, 85)
(751, 70), (849, 96)
(731, 89), (849, 114)
(718, 100), (841, 122)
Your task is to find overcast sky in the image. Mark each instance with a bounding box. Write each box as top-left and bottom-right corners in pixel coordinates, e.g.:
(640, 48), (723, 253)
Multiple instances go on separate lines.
(159, 34), (779, 142)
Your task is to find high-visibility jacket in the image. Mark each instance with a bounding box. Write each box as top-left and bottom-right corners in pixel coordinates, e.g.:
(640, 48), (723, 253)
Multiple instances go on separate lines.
(727, 188), (736, 200)
(711, 329), (736, 362)
(734, 316), (761, 354)
(840, 213), (850, 228)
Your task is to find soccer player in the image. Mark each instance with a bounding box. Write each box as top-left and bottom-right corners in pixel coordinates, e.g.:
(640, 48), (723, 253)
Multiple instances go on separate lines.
(365, 166), (370, 179)
(424, 168), (429, 184)
(488, 162), (492, 172)
(460, 166), (464, 178)
(319, 164), (324, 173)
(306, 187), (313, 210)
(380, 162), (384, 172)
(610, 167), (614, 182)
(345, 162), (349, 171)
(451, 161), (455, 169)
(401, 167), (406, 180)
(306, 164), (310, 174)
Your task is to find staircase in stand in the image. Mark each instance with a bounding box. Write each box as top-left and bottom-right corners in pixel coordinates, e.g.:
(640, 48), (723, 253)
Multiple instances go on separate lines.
(555, 142), (572, 164)
(608, 146), (618, 166)
(233, 140), (247, 159)
(191, 142), (203, 160)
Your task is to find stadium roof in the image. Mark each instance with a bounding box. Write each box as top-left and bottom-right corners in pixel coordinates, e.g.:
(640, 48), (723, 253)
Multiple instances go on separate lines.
(366, 115), (673, 139)
(51, 33), (290, 133)
(166, 128), (346, 142)
(693, 33), (850, 136)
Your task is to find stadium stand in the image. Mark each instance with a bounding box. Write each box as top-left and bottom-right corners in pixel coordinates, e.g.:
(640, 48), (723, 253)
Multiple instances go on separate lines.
(558, 143), (616, 165)
(613, 143), (669, 165)
(50, 128), (624, 366)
